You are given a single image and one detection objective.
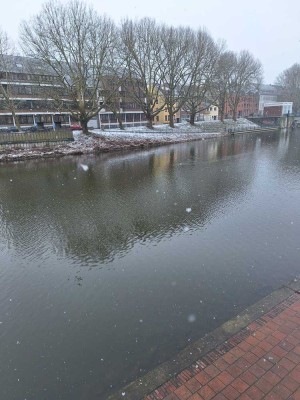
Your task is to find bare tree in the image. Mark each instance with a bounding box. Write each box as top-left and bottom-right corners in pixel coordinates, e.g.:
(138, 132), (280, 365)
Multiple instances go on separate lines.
(275, 63), (300, 114)
(213, 51), (236, 122)
(182, 30), (222, 125)
(158, 25), (196, 128)
(0, 29), (21, 129)
(100, 75), (127, 130)
(227, 50), (262, 121)
(119, 18), (166, 129)
(20, 0), (116, 134)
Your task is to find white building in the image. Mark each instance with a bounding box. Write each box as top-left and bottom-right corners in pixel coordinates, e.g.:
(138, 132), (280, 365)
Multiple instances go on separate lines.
(258, 84), (280, 115)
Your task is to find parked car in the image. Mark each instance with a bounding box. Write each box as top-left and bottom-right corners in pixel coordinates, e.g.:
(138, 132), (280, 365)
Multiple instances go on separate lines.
(23, 126), (38, 132)
(70, 124), (82, 131)
(7, 127), (19, 133)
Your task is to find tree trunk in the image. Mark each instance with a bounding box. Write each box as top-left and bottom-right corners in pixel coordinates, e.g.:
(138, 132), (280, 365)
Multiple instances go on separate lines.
(220, 108), (225, 122)
(232, 109), (237, 122)
(189, 112), (196, 125)
(147, 116), (153, 129)
(169, 112), (175, 128)
(12, 109), (21, 130)
(81, 120), (89, 135)
(117, 115), (124, 130)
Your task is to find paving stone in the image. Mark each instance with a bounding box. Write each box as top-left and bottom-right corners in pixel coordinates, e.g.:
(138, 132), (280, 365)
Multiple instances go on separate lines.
(174, 385), (191, 400)
(197, 384), (215, 400)
(221, 384), (240, 400)
(142, 296), (300, 400)
(185, 377), (202, 393)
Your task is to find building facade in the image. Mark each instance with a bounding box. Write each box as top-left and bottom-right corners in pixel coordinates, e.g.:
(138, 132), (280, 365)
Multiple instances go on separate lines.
(152, 92), (180, 125)
(180, 103), (218, 123)
(202, 105), (219, 121)
(224, 94), (259, 119)
(0, 56), (72, 129)
(0, 56), (147, 131)
(263, 102), (293, 117)
(258, 84), (281, 115)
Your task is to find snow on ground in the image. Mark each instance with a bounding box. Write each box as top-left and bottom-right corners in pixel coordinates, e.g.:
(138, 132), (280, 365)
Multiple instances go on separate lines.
(89, 118), (258, 140)
(92, 120), (220, 139)
(0, 119), (259, 163)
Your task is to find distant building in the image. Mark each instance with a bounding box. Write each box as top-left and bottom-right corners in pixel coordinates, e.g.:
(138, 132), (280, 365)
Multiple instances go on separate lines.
(258, 84), (281, 115)
(224, 94), (258, 118)
(152, 91), (180, 125)
(202, 105), (219, 121)
(263, 102), (293, 117)
(181, 103), (218, 122)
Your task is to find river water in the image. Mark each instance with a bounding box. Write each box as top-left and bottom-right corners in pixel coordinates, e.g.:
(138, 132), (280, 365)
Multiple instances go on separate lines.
(0, 130), (300, 399)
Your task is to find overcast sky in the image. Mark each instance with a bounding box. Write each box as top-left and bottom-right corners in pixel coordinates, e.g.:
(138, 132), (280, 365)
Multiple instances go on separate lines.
(2, 0), (299, 83)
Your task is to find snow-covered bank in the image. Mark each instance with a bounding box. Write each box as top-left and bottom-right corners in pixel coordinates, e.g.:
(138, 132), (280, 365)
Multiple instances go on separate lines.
(0, 119), (257, 163)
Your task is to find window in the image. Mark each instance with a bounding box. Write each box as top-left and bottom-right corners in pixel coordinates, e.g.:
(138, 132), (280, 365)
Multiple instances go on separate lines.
(156, 116), (159, 121)
(25, 86), (32, 95)
(19, 115), (34, 124)
(165, 115), (168, 121)
(0, 115), (13, 125)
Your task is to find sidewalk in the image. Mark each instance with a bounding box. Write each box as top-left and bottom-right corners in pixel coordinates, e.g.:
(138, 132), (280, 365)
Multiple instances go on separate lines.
(145, 293), (300, 400)
(109, 281), (300, 400)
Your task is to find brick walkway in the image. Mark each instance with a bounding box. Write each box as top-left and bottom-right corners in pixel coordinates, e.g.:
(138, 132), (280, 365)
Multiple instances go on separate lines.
(145, 294), (300, 400)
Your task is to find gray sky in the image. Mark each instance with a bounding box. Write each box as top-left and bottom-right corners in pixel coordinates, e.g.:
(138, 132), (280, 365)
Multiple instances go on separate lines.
(2, 0), (299, 83)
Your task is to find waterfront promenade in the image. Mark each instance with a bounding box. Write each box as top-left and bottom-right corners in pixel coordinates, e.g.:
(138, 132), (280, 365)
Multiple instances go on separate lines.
(145, 294), (300, 400)
(110, 280), (300, 400)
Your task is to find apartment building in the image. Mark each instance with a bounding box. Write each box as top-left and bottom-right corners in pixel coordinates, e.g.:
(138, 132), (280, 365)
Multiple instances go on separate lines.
(96, 79), (147, 129)
(152, 91), (180, 125)
(0, 55), (72, 129)
(0, 56), (147, 131)
(224, 94), (259, 118)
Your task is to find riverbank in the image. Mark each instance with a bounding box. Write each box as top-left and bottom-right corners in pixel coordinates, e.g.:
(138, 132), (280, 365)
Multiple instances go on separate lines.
(0, 119), (257, 163)
(108, 278), (300, 400)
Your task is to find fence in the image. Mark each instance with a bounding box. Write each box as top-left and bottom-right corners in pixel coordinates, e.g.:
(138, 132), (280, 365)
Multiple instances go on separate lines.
(0, 130), (74, 147)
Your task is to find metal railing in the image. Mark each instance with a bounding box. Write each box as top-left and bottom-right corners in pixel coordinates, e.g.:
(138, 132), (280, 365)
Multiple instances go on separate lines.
(0, 130), (74, 146)
(225, 124), (278, 134)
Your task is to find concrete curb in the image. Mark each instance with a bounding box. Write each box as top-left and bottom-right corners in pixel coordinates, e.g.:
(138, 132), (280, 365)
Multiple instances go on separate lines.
(108, 277), (300, 400)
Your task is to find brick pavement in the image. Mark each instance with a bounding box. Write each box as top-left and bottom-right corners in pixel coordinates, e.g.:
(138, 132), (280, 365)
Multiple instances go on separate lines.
(144, 293), (300, 400)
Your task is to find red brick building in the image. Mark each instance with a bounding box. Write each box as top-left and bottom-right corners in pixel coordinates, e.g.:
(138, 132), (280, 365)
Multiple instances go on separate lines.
(224, 94), (259, 118)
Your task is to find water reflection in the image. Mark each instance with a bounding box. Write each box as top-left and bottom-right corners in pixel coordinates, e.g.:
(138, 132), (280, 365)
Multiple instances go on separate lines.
(0, 130), (300, 400)
(0, 134), (260, 266)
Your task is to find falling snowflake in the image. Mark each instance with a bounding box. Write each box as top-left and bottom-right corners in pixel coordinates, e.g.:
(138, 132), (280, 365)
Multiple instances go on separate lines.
(80, 164), (89, 171)
(187, 314), (196, 323)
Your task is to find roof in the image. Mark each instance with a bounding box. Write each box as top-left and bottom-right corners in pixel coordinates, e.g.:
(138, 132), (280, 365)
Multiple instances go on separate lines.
(259, 84), (281, 95)
(0, 55), (56, 76)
